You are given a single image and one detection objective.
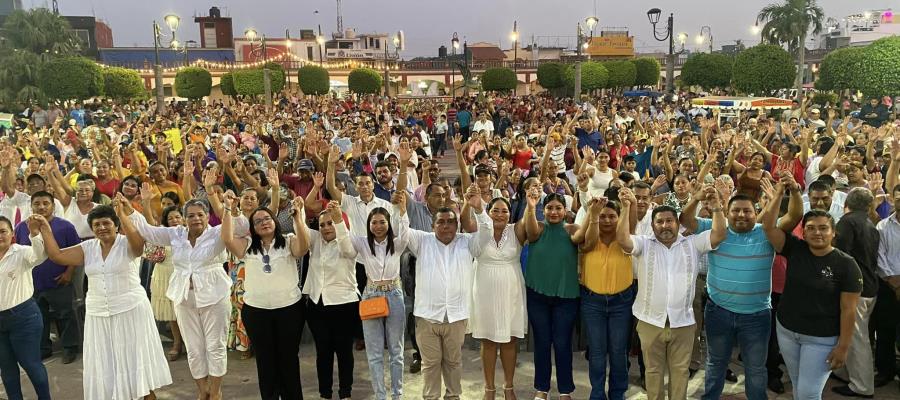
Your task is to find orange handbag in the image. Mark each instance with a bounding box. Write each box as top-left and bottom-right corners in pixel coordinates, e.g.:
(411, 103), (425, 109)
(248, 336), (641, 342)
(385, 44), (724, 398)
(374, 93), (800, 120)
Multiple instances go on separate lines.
(359, 296), (389, 320)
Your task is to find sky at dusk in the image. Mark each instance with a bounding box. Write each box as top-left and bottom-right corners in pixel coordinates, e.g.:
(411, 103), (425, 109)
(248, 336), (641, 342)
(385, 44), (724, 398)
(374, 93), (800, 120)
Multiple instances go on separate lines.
(43, 0), (893, 57)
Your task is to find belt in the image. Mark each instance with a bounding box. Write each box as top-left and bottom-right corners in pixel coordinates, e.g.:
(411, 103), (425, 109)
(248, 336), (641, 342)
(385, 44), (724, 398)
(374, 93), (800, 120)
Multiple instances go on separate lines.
(367, 279), (401, 292)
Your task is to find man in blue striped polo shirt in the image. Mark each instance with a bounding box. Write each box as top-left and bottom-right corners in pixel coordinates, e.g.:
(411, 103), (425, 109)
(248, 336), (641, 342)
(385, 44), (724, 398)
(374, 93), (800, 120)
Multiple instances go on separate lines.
(681, 185), (786, 400)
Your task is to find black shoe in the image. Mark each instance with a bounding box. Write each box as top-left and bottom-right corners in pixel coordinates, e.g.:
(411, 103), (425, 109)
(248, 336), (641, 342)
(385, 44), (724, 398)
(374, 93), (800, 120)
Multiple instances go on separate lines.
(62, 351), (77, 364)
(830, 372), (850, 384)
(767, 378), (785, 394)
(409, 357), (421, 374)
(640, 376), (646, 391)
(874, 374), (895, 388)
(725, 369), (738, 383)
(689, 368), (698, 379)
(831, 385), (873, 398)
(41, 351), (53, 360)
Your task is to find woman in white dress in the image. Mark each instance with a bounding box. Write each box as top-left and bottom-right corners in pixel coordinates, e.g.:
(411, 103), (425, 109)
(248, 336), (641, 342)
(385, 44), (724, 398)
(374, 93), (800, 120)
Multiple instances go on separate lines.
(462, 196), (527, 400)
(37, 202), (172, 400)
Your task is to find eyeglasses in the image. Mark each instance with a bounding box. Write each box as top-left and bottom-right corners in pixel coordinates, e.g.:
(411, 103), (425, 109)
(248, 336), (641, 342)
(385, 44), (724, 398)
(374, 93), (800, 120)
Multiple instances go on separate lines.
(253, 216), (273, 226)
(262, 254), (272, 273)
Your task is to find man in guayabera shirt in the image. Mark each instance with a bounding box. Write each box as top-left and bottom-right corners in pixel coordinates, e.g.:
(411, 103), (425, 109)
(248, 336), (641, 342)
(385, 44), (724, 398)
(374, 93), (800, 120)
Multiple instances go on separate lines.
(14, 191), (82, 364)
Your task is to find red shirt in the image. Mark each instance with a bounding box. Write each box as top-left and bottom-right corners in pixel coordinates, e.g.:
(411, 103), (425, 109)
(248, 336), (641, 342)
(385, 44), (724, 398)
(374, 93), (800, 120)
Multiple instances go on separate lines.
(94, 177), (120, 198)
(771, 155), (806, 190)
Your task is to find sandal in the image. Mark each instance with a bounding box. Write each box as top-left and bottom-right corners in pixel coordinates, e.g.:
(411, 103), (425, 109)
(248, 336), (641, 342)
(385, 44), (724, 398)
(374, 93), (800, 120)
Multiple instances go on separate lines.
(559, 393), (573, 400)
(533, 391), (548, 400)
(239, 349), (253, 360)
(504, 385), (517, 400)
(484, 387), (496, 400)
(166, 348), (182, 362)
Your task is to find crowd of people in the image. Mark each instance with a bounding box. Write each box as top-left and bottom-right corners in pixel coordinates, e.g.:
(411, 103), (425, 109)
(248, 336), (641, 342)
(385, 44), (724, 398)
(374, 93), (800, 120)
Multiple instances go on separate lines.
(0, 89), (898, 400)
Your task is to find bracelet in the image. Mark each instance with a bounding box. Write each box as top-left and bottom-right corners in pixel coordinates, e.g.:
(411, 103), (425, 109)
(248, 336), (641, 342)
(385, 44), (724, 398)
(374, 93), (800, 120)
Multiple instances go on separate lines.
(710, 207), (723, 213)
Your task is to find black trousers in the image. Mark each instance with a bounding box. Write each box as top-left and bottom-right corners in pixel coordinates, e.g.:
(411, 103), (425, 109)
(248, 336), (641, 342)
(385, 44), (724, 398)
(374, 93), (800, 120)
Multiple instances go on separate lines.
(872, 279), (899, 378)
(307, 299), (357, 399)
(400, 252), (420, 359)
(766, 292), (784, 380)
(34, 284), (80, 355)
(354, 263), (366, 339)
(242, 301), (305, 400)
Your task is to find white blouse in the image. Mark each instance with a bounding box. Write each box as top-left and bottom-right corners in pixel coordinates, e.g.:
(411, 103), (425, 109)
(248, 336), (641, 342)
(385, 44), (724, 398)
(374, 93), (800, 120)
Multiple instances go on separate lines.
(242, 234), (303, 310)
(64, 201), (98, 239)
(0, 237), (46, 311)
(303, 222), (360, 306)
(349, 211), (409, 283)
(129, 212), (249, 308)
(80, 235), (145, 317)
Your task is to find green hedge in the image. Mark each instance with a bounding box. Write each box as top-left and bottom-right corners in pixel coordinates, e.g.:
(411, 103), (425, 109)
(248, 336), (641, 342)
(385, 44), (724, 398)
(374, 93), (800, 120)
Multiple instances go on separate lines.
(38, 57), (104, 100)
(298, 65), (330, 95)
(680, 53), (734, 89)
(481, 67), (517, 92)
(732, 44), (794, 95)
(632, 57), (661, 87)
(219, 72), (236, 96)
(262, 61), (286, 93)
(536, 62), (565, 89)
(604, 60), (637, 88)
(174, 67), (212, 100)
(857, 36), (900, 97)
(562, 61), (609, 92)
(815, 46), (865, 92)
(232, 68), (286, 97)
(348, 68), (383, 94)
(102, 67), (145, 100)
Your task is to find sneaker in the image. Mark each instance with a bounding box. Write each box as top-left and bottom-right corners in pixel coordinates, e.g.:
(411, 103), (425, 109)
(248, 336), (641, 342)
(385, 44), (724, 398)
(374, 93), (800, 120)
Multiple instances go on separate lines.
(725, 369), (738, 383)
(409, 357), (421, 374)
(831, 385), (873, 398)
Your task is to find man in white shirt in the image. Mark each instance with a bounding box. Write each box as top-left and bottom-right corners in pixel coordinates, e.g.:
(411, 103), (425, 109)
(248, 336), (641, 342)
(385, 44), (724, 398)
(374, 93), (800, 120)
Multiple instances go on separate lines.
(873, 184), (900, 386)
(616, 187), (727, 400)
(471, 113), (494, 137)
(406, 187), (493, 400)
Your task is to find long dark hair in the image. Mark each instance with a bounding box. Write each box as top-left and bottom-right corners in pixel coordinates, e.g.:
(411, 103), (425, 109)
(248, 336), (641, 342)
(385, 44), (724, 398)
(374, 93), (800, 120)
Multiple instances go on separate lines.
(247, 207), (286, 255)
(366, 207), (395, 257)
(118, 175), (141, 196)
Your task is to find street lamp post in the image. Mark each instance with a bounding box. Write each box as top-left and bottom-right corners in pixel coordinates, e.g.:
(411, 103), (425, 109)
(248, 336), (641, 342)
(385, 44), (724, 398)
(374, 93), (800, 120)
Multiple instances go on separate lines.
(245, 28), (272, 110)
(647, 8), (677, 94)
(152, 14), (180, 114)
(451, 32), (459, 98)
(510, 21), (518, 96)
(574, 16), (598, 102)
(316, 25), (326, 66)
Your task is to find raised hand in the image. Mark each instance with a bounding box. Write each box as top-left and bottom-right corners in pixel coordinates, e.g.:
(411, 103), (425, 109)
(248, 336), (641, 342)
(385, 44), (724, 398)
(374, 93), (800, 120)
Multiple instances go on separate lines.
(278, 144), (289, 160)
(327, 144), (340, 164)
(451, 134), (463, 151)
(26, 214), (47, 233)
(202, 167), (218, 188)
(465, 184), (483, 210)
(525, 186), (541, 208)
(312, 171), (325, 188)
(140, 182), (158, 200)
(397, 141), (412, 164)
(266, 168), (279, 188)
(588, 196), (608, 215)
(115, 193), (134, 215)
(326, 200), (342, 223)
(290, 197), (304, 216)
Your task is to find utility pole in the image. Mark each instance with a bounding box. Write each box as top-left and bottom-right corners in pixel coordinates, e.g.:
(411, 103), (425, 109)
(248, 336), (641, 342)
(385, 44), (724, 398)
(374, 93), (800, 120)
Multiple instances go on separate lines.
(153, 21), (165, 115)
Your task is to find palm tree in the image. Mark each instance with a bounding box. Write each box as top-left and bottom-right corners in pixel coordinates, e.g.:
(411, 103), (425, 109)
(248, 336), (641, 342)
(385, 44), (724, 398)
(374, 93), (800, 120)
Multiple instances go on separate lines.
(757, 0), (825, 100)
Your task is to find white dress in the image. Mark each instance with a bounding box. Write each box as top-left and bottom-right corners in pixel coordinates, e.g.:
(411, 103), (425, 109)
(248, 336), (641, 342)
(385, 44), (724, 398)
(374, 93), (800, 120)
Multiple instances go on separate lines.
(81, 235), (172, 400)
(469, 225), (527, 342)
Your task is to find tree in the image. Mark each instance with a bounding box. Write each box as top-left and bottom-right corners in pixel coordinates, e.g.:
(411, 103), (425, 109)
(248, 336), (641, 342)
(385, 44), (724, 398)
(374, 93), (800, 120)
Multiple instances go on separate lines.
(757, 0), (825, 99)
(103, 67), (145, 100)
(857, 36), (900, 97)
(732, 44), (795, 95)
(680, 53), (734, 89)
(604, 60), (637, 89)
(815, 46), (865, 92)
(297, 65), (330, 95)
(632, 57), (661, 87)
(39, 57), (104, 101)
(481, 67), (517, 92)
(811, 91), (839, 107)
(219, 72), (236, 97)
(347, 68), (383, 94)
(537, 62), (565, 90)
(174, 67), (212, 100)
(0, 8), (82, 109)
(562, 62), (608, 92)
(233, 69), (266, 96)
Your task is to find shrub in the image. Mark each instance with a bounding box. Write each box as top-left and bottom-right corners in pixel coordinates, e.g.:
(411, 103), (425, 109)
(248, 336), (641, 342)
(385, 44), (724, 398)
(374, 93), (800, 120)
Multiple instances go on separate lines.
(174, 67), (212, 100)
(481, 67), (517, 92)
(297, 65), (330, 95)
(102, 67), (145, 100)
(680, 53), (734, 89)
(38, 57), (104, 100)
(347, 68), (383, 94)
(632, 57), (661, 87)
(732, 44), (794, 95)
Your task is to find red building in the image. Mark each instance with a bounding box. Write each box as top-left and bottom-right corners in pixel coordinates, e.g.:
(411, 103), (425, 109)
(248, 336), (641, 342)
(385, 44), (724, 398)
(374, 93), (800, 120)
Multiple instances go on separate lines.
(95, 19), (113, 48)
(194, 7), (234, 49)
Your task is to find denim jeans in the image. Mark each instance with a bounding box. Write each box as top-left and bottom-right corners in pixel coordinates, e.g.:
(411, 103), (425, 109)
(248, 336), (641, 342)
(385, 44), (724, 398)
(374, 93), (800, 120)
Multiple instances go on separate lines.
(0, 299), (51, 400)
(527, 287), (579, 394)
(775, 320), (837, 400)
(702, 301), (770, 400)
(581, 285), (635, 400)
(361, 286), (406, 400)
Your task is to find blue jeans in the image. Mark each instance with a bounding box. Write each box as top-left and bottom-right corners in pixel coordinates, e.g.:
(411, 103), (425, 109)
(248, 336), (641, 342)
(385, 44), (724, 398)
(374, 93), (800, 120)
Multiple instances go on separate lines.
(776, 320), (837, 400)
(361, 286), (406, 400)
(0, 299), (51, 400)
(527, 287), (579, 394)
(581, 285), (635, 400)
(702, 301), (770, 400)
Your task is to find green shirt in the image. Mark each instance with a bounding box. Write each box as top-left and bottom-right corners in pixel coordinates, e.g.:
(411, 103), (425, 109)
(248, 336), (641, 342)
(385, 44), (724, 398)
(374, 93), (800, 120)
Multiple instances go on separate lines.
(525, 222), (580, 298)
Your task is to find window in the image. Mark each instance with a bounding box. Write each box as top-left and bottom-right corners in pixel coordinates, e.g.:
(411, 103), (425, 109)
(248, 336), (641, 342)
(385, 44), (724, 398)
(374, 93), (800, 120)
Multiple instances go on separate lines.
(204, 22), (215, 29)
(72, 29), (92, 48)
(307, 46), (314, 60)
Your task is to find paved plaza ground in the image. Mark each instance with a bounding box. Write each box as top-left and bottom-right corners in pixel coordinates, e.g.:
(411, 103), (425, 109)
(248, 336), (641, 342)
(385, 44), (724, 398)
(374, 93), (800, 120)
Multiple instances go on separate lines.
(4, 339), (899, 400)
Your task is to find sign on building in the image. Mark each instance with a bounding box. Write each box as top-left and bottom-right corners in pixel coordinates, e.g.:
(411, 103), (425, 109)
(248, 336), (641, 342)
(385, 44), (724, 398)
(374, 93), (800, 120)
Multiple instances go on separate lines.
(585, 36), (635, 57)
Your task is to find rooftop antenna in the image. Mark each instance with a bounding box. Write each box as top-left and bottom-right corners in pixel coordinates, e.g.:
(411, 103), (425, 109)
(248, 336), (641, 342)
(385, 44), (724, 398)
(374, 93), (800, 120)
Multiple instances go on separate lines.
(336, 0), (344, 35)
(51, 0), (58, 14)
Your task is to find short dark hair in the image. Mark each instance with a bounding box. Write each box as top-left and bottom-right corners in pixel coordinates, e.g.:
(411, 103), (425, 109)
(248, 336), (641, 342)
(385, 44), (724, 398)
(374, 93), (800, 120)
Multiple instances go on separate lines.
(632, 181), (652, 192)
(728, 194), (756, 209)
(802, 209), (835, 229)
(815, 174), (836, 188)
(808, 180), (831, 194)
(623, 155), (636, 164)
(0, 216), (12, 231)
(87, 205), (120, 229)
(651, 205), (678, 222)
(30, 190), (54, 204)
(431, 207), (458, 223)
(25, 173), (46, 185)
(374, 160), (392, 170)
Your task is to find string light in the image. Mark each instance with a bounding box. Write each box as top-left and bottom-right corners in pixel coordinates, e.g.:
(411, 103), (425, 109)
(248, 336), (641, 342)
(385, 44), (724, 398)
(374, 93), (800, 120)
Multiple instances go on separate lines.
(95, 51), (396, 74)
